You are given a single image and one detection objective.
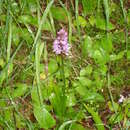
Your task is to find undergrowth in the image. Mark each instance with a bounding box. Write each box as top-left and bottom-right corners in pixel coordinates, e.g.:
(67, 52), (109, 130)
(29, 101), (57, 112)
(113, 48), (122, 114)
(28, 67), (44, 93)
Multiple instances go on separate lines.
(0, 0), (129, 130)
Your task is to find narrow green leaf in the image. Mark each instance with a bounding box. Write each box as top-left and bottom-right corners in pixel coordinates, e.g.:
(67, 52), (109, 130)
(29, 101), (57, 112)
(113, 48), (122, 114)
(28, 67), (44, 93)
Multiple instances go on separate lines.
(84, 104), (105, 130)
(59, 120), (76, 130)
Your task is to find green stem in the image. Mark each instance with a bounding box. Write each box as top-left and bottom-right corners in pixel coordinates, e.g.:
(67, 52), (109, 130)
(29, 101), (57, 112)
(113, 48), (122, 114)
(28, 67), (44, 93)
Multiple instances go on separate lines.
(60, 56), (66, 97)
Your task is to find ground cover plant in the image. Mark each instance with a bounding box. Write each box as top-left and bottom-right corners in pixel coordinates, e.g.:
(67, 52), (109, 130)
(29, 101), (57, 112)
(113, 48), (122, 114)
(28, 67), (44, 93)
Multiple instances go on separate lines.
(0, 0), (130, 130)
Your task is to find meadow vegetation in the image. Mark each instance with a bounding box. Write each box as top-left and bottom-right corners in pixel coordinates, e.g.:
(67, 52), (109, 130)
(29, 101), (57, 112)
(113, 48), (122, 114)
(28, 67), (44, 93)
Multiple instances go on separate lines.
(0, 0), (129, 129)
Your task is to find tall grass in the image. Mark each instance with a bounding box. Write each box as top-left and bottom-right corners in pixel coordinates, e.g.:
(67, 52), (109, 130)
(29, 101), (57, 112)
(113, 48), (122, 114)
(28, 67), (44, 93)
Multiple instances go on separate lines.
(119, 0), (128, 53)
(103, 0), (122, 129)
(32, 0), (54, 50)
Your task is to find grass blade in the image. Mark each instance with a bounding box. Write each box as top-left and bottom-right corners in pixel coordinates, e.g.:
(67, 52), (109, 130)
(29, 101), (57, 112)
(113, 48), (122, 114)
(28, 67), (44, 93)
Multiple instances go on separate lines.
(35, 41), (44, 105)
(59, 120), (76, 130)
(33, 0), (54, 49)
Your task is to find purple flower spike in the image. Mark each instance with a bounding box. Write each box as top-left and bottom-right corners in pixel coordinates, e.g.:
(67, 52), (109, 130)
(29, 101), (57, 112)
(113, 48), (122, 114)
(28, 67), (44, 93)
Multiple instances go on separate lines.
(53, 29), (70, 56)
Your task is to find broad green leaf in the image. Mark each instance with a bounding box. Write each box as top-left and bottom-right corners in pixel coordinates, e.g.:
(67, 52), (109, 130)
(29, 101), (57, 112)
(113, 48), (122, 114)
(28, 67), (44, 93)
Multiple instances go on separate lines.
(1, 83), (29, 99)
(101, 35), (113, 53)
(31, 87), (56, 129)
(108, 101), (119, 112)
(0, 2), (3, 14)
(83, 91), (104, 102)
(51, 6), (68, 22)
(12, 83), (29, 98)
(82, 0), (97, 16)
(94, 78), (104, 90)
(80, 65), (93, 76)
(95, 17), (115, 30)
(89, 15), (96, 26)
(92, 49), (109, 64)
(11, 2), (19, 14)
(50, 86), (67, 117)
(74, 16), (87, 28)
(84, 104), (105, 130)
(93, 50), (104, 62)
(48, 58), (58, 74)
(75, 82), (88, 96)
(0, 115), (5, 126)
(127, 50), (130, 60)
(70, 123), (85, 130)
(0, 99), (6, 107)
(0, 58), (4, 68)
(117, 51), (125, 59)
(12, 24), (20, 46)
(56, 61), (71, 79)
(110, 51), (125, 61)
(27, 0), (37, 13)
(33, 106), (56, 129)
(76, 84), (104, 102)
(12, 24), (33, 46)
(126, 120), (130, 129)
(21, 28), (33, 44)
(0, 14), (6, 21)
(18, 15), (51, 31)
(4, 109), (13, 122)
(67, 93), (76, 107)
(82, 36), (93, 57)
(78, 77), (92, 87)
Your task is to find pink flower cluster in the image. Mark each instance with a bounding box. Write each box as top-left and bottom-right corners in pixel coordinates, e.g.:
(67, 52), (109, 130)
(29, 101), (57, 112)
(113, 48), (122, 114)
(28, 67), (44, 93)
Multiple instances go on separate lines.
(53, 29), (70, 56)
